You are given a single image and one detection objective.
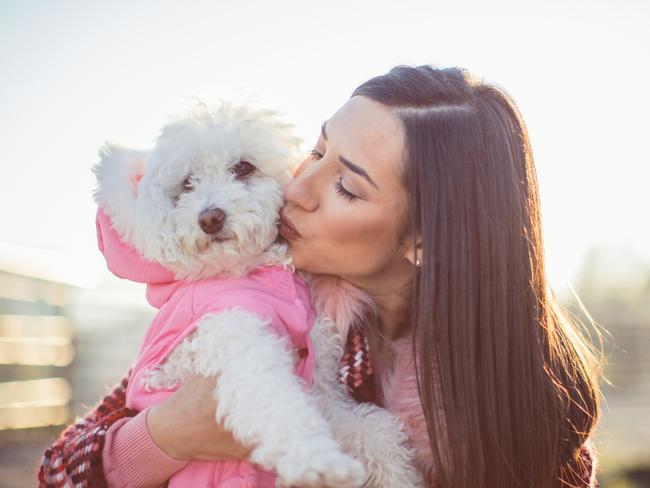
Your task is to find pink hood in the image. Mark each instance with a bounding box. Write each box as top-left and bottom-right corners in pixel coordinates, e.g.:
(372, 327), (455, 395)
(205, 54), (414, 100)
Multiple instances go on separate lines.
(96, 208), (179, 309)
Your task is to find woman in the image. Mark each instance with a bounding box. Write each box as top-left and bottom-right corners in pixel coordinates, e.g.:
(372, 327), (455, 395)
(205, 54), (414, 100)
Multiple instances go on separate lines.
(39, 65), (600, 487)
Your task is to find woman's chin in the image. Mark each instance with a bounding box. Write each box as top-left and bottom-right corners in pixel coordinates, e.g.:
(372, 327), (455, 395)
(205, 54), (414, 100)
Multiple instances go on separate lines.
(288, 250), (307, 270)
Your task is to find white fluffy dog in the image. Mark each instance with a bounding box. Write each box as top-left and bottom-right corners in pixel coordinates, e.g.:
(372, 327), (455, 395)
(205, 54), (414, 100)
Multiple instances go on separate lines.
(93, 101), (423, 488)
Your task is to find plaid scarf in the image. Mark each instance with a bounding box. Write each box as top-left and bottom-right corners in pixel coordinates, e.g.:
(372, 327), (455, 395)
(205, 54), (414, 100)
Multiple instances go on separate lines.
(38, 375), (137, 488)
(338, 327), (378, 404)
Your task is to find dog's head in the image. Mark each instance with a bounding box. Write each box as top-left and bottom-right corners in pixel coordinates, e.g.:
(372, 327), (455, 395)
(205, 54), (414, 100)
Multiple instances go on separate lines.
(94, 101), (301, 279)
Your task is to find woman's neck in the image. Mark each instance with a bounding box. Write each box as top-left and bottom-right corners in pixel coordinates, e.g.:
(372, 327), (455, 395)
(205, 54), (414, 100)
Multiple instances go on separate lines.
(371, 289), (412, 340)
(344, 261), (414, 341)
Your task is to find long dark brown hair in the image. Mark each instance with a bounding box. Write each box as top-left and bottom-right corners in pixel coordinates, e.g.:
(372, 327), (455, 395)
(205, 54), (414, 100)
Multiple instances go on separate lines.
(353, 65), (601, 487)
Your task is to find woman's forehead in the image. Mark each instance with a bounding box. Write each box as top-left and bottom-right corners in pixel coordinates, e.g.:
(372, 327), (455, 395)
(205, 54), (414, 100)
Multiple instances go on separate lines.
(327, 96), (405, 181)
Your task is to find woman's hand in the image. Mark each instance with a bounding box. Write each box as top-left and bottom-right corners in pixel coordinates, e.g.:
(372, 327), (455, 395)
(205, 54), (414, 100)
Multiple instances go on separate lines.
(146, 375), (252, 462)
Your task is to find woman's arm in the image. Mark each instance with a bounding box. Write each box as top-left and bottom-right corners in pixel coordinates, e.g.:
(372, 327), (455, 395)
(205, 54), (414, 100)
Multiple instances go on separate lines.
(102, 408), (189, 488)
(38, 373), (251, 488)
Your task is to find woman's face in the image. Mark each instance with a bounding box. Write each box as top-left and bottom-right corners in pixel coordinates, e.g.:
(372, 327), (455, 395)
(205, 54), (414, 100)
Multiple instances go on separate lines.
(280, 95), (412, 285)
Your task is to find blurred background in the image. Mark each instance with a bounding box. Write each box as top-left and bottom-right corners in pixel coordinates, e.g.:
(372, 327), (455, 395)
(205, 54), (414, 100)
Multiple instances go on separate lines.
(1, 0), (648, 486)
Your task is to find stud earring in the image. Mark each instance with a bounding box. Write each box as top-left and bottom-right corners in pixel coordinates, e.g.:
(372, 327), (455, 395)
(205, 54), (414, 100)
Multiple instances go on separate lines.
(415, 258), (422, 267)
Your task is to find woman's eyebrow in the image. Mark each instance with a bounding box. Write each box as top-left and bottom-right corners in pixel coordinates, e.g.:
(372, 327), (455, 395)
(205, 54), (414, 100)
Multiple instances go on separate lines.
(339, 156), (379, 189)
(321, 120), (379, 190)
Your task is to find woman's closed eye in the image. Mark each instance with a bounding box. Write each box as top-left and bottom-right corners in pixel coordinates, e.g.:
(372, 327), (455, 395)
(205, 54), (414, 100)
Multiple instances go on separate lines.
(334, 177), (358, 202)
(309, 148), (360, 202)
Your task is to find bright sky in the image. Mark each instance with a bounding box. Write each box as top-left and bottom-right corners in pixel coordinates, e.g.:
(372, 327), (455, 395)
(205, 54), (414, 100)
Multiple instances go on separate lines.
(1, 0), (649, 294)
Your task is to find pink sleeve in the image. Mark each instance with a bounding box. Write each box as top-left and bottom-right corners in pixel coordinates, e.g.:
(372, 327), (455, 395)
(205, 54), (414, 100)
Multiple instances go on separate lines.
(103, 407), (189, 488)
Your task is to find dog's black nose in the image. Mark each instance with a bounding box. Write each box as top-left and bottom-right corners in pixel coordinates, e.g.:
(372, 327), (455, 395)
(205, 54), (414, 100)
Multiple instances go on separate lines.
(198, 208), (226, 234)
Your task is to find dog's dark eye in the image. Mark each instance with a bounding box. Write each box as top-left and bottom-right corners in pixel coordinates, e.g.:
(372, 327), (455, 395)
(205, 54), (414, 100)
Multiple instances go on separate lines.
(231, 160), (256, 179)
(182, 175), (193, 192)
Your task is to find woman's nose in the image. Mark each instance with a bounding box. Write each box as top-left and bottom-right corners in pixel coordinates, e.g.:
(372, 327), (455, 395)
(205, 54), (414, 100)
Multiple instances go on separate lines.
(284, 158), (321, 211)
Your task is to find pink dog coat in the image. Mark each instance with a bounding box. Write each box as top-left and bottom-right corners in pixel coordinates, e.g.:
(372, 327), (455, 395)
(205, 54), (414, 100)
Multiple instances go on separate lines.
(96, 208), (316, 487)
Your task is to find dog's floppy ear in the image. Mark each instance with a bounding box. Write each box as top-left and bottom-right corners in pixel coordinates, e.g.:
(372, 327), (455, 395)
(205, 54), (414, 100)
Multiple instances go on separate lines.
(93, 142), (149, 240)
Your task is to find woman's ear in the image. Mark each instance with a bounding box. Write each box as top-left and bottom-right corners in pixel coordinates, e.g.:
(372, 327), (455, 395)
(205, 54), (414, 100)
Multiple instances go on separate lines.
(404, 237), (423, 267)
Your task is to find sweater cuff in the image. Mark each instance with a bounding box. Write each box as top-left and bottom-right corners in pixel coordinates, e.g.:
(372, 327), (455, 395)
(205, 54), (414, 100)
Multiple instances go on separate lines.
(103, 407), (189, 488)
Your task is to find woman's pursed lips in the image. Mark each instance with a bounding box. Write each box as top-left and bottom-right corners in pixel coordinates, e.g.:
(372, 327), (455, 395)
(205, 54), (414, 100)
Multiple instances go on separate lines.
(279, 209), (302, 240)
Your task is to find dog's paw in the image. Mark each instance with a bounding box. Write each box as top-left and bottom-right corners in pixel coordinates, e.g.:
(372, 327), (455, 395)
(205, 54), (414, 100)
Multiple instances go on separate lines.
(275, 441), (367, 488)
